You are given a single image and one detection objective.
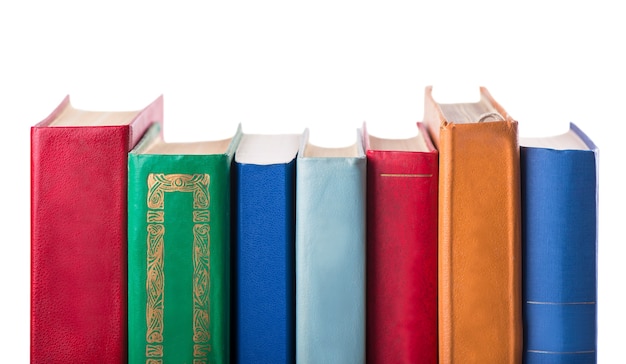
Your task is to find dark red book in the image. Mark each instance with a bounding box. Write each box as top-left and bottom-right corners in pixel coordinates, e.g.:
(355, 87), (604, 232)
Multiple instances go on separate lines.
(363, 122), (438, 364)
(30, 95), (163, 363)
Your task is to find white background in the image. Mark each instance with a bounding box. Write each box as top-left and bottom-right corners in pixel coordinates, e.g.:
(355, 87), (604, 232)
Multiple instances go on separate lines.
(2, 1), (623, 362)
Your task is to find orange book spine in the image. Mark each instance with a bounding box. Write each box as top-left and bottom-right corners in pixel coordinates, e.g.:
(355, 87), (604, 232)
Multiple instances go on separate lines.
(424, 86), (522, 364)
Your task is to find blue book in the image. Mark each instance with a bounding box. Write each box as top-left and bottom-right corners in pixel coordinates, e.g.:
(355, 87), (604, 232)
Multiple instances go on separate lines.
(233, 133), (301, 364)
(521, 123), (598, 364)
(295, 129), (366, 364)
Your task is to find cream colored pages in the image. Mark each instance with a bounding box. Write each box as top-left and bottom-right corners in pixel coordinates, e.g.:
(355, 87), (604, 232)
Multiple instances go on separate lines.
(303, 143), (358, 157)
(438, 95), (499, 124)
(520, 129), (589, 150)
(50, 104), (139, 127)
(368, 133), (428, 152)
(142, 139), (233, 155)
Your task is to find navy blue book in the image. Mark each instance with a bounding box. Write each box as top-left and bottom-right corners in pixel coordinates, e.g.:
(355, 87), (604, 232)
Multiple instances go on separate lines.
(521, 123), (598, 364)
(233, 133), (301, 364)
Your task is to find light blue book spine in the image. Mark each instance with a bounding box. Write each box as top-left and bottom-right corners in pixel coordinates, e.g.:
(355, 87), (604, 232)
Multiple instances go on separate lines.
(295, 130), (366, 364)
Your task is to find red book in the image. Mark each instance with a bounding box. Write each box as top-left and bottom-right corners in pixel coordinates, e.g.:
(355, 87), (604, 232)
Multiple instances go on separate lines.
(30, 95), (163, 363)
(363, 122), (439, 364)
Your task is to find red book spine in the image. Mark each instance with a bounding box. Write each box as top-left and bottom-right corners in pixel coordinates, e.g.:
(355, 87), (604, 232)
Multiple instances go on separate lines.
(30, 96), (162, 363)
(365, 123), (439, 364)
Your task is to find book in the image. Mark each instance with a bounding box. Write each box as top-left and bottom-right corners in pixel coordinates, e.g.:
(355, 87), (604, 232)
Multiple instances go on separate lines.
(295, 129), (366, 364)
(520, 123), (598, 363)
(30, 94), (163, 363)
(232, 133), (301, 364)
(127, 123), (242, 364)
(423, 86), (523, 363)
(363, 122), (438, 364)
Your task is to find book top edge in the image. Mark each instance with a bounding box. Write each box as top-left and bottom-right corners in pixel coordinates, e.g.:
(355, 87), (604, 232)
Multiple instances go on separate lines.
(130, 123), (243, 156)
(363, 122), (436, 153)
(34, 95), (164, 128)
(235, 133), (301, 165)
(299, 128), (365, 159)
(520, 123), (593, 151)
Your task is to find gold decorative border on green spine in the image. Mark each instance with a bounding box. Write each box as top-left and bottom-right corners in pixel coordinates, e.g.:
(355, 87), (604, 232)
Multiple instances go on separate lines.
(146, 173), (212, 363)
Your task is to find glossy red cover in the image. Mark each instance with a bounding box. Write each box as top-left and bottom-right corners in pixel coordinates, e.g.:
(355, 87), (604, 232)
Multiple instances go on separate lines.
(30, 95), (163, 363)
(364, 122), (438, 364)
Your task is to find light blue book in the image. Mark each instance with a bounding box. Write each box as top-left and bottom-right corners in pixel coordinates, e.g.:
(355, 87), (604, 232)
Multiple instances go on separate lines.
(295, 129), (366, 364)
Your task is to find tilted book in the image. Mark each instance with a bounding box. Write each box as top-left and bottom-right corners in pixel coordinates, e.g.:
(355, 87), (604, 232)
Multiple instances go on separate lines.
(128, 123), (242, 364)
(233, 133), (302, 364)
(521, 123), (598, 364)
(363, 122), (438, 364)
(423, 86), (523, 364)
(295, 129), (366, 364)
(30, 95), (163, 363)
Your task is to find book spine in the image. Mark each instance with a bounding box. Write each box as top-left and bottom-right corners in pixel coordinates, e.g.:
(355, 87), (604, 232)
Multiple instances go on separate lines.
(128, 153), (232, 363)
(296, 157), (366, 364)
(31, 126), (130, 363)
(234, 160), (296, 364)
(366, 149), (438, 364)
(521, 147), (597, 364)
(438, 122), (523, 364)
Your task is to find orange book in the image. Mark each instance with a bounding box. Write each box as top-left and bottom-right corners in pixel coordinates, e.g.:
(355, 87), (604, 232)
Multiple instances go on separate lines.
(423, 86), (522, 364)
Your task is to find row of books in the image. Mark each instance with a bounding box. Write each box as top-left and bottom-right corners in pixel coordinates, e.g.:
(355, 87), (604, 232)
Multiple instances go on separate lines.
(30, 86), (598, 363)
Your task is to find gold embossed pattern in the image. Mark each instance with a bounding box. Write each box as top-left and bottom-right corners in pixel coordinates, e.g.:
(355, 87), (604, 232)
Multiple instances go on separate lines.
(145, 173), (212, 362)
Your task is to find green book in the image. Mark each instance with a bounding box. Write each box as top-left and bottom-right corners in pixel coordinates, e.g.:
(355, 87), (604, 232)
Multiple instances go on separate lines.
(128, 123), (242, 364)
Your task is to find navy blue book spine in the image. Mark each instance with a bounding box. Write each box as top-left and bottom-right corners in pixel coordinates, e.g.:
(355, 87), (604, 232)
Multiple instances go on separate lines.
(233, 159), (296, 364)
(521, 124), (598, 364)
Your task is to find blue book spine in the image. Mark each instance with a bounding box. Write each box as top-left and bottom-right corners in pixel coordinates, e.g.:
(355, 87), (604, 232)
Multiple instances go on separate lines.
(295, 153), (366, 364)
(521, 124), (598, 364)
(234, 160), (296, 364)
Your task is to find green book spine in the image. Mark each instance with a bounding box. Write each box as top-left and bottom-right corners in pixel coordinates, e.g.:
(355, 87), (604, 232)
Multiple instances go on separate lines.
(128, 124), (241, 364)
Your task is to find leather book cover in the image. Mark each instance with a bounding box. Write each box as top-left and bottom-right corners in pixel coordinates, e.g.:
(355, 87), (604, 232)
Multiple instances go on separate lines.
(127, 123), (242, 364)
(521, 123), (598, 363)
(363, 122), (438, 364)
(423, 86), (522, 364)
(232, 133), (301, 364)
(295, 129), (366, 364)
(30, 95), (163, 363)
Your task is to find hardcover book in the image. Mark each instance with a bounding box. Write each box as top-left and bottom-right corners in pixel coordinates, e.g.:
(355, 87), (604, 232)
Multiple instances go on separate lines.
(423, 86), (523, 364)
(127, 123), (242, 364)
(520, 123), (598, 364)
(363, 122), (438, 364)
(30, 94), (163, 363)
(233, 133), (301, 364)
(295, 129), (366, 364)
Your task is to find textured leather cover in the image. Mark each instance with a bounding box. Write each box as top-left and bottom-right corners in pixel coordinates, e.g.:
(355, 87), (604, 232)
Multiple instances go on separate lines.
(521, 123), (598, 364)
(30, 95), (163, 364)
(423, 86), (522, 364)
(363, 122), (438, 364)
(233, 134), (300, 364)
(128, 123), (242, 364)
(295, 130), (366, 364)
